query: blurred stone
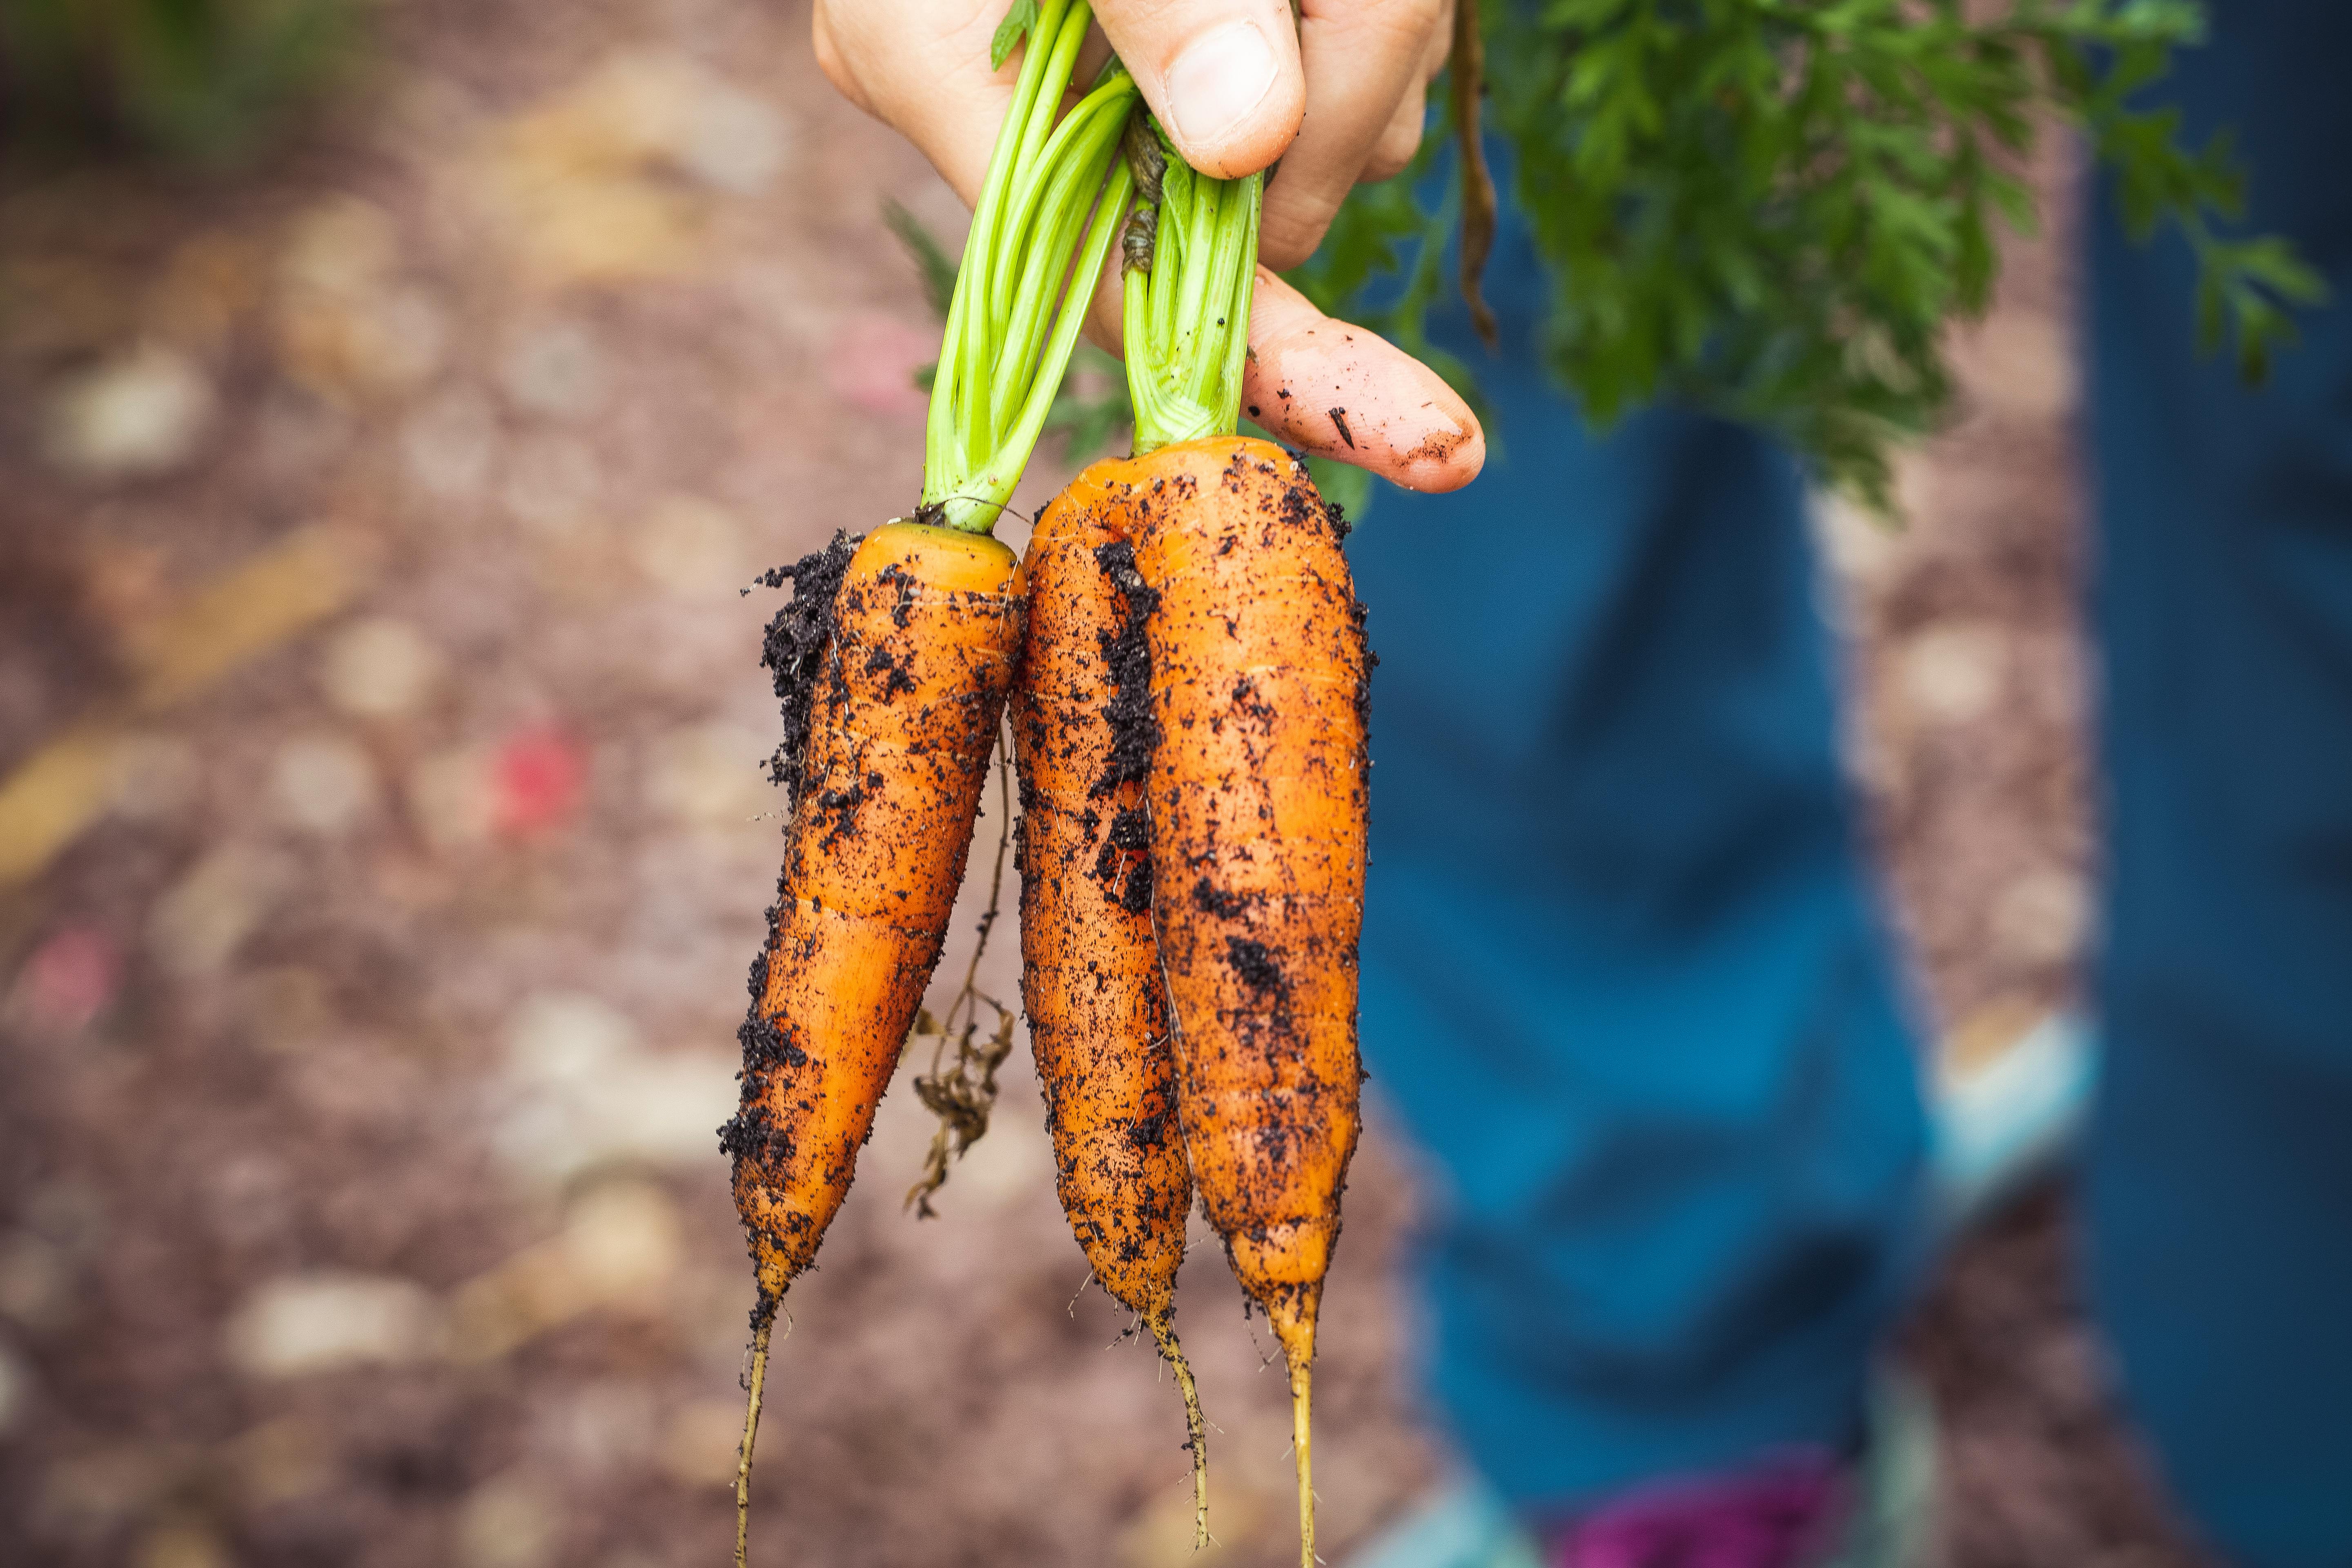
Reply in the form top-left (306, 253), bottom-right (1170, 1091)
top-left (1991, 867), bottom-right (2089, 968)
top-left (468, 53), bottom-right (797, 288)
top-left (149, 846), bottom-right (298, 978)
top-left (0, 1232), bottom-right (74, 1331)
top-left (232, 966), bottom-right (338, 1052)
top-left (10, 925), bottom-right (121, 1031)
top-left (273, 195), bottom-right (442, 399)
top-left (1812, 492), bottom-right (1902, 589)
top-left (560, 1180), bottom-right (683, 1303)
top-left (223, 1271), bottom-right (440, 1378)
top-left (227, 1416), bottom-right (334, 1508)
top-left (42, 345), bottom-right (216, 480)
top-left (537, 1381), bottom-right (657, 1474)
top-left (402, 387), bottom-right (501, 502)
top-left (133, 1517), bottom-right (231, 1568)
top-left (675, 82), bottom-right (791, 195)
top-left (0, 1340), bottom-right (27, 1435)
top-left (493, 991), bottom-right (736, 1185)
top-left (502, 432), bottom-right (605, 536)
top-left (446, 1182), bottom-right (681, 1362)
top-left (280, 196), bottom-right (400, 299)
top-left (633, 494), bottom-right (750, 595)
top-left (501, 323), bottom-right (607, 419)
top-left (1899, 621), bottom-right (2007, 726)
top-left (150, 232), bottom-right (266, 357)
top-left (253, 390), bottom-right (351, 481)
top-left (1964, 313), bottom-right (2077, 423)
top-left (508, 989), bottom-right (640, 1080)
top-left (279, 281), bottom-right (449, 402)
top-left (644, 724), bottom-right (769, 829)
top-left (457, 1474), bottom-right (559, 1568)
top-left (935, 1099), bottom-right (1054, 1212)
top-left (409, 744), bottom-right (497, 851)
top-left (109, 732), bottom-right (203, 822)
top-left (322, 616), bottom-right (445, 718)
top-left (271, 734), bottom-right (381, 837)
top-left (657, 1399), bottom-right (746, 1490)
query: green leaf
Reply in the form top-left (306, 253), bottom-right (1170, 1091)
top-left (990, 0), bottom-right (1040, 71)
top-left (882, 199), bottom-right (960, 321)
top-left (1296, 0), bottom-right (2324, 509)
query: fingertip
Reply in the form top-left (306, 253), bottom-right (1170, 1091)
top-left (1385, 406), bottom-right (1486, 493)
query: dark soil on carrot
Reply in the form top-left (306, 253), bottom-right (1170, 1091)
top-left (758, 531), bottom-right (859, 802)
top-left (0, 3), bottom-right (2207, 1563)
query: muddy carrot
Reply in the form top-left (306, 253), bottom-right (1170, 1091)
top-left (1011, 468), bottom-right (1209, 1542)
top-left (719, 7), bottom-right (1136, 1561)
top-left (1115, 120), bottom-right (1370, 1568)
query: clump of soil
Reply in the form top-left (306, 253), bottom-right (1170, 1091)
top-left (757, 530), bottom-right (858, 804)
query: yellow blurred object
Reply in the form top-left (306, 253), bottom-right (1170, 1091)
top-left (0, 728), bottom-right (116, 888)
top-left (445, 1181), bottom-right (684, 1364)
top-left (0, 525), bottom-right (370, 888)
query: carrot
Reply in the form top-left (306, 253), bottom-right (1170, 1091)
top-left (1111, 121), bottom-right (1370, 1568)
top-left (1010, 468), bottom-right (1209, 1543)
top-left (1139, 437), bottom-right (1369, 1568)
top-left (722, 521), bottom-right (1018, 1547)
top-left (719, 7), bottom-right (1138, 1559)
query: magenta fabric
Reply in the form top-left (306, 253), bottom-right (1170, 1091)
top-left (1549, 1450), bottom-right (1848, 1568)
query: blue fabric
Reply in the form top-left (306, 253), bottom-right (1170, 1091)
top-left (1346, 180), bottom-right (1929, 1513)
top-left (2082, 4), bottom-right (2352, 1563)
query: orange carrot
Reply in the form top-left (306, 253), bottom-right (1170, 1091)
top-left (721, 522), bottom-right (1018, 1558)
top-left (1011, 467), bottom-right (1209, 1541)
top-left (1113, 434), bottom-right (1369, 1568)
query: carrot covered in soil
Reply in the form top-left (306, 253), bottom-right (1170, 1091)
top-left (719, 5), bottom-right (1135, 1560)
top-left (1011, 470), bottom-right (1209, 1542)
top-left (1119, 122), bottom-right (1370, 1568)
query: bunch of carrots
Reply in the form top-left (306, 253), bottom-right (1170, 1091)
top-left (719, 6), bottom-right (1375, 1564)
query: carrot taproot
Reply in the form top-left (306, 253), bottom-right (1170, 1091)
top-left (1011, 468), bottom-right (1209, 1543)
top-left (1126, 435), bottom-right (1367, 1568)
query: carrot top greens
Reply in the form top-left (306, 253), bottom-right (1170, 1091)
top-left (1294, 0), bottom-right (2327, 512)
top-left (920, 0), bottom-right (1137, 534)
top-left (1117, 120), bottom-right (1262, 457)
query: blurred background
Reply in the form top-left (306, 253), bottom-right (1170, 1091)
top-left (0, 2), bottom-right (2212, 1566)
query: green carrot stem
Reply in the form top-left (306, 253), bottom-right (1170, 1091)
top-left (921, 5), bottom-right (1139, 534)
top-left (1122, 117), bottom-right (1261, 455)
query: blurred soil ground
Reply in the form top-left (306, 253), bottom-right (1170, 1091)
top-left (0, 2), bottom-right (2218, 1566)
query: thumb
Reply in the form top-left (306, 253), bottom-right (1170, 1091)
top-left (1094, 0), bottom-right (1306, 179)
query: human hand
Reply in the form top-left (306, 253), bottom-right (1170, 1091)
top-left (815, 0), bottom-right (1482, 492)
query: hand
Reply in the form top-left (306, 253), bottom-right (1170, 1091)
top-left (815, 0), bottom-right (1482, 493)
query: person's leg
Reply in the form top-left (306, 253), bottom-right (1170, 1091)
top-left (1348, 192), bottom-right (1928, 1517)
top-left (2083, 4), bottom-right (2352, 1563)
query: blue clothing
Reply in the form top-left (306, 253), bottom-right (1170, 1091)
top-left (1348, 195), bottom-right (1929, 1510)
top-left (2083, 4), bottom-right (2352, 1563)
top-left (1350, 2), bottom-right (2352, 1558)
